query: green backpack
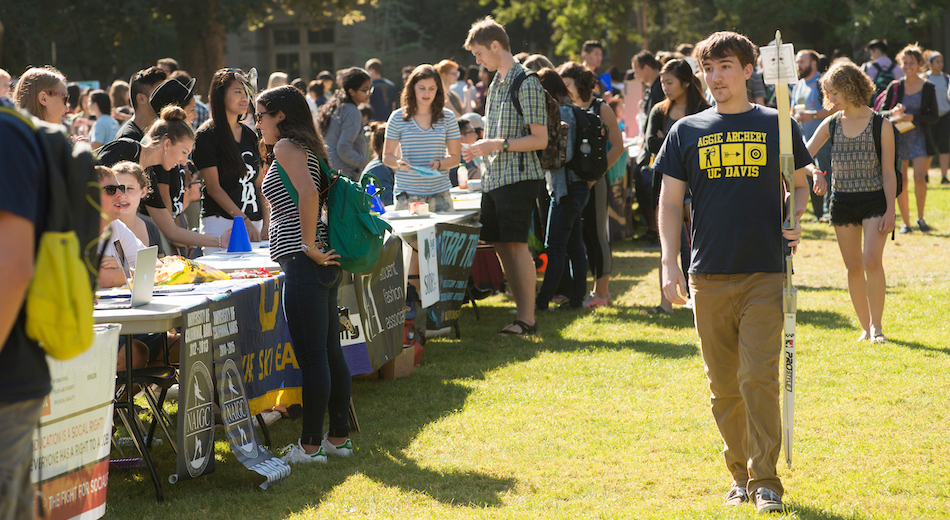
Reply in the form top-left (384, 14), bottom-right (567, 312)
top-left (275, 154), bottom-right (391, 273)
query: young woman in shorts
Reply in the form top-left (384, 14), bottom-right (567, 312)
top-left (807, 60), bottom-right (896, 343)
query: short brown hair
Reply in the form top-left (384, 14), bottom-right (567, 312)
top-left (464, 16), bottom-right (510, 52)
top-left (897, 44), bottom-right (924, 67)
top-left (694, 31), bottom-right (756, 69)
top-left (557, 62), bottom-right (596, 103)
top-left (365, 58), bottom-right (383, 74)
top-left (368, 121), bottom-right (387, 157)
top-left (819, 59), bottom-right (875, 109)
top-left (14, 66), bottom-right (66, 121)
top-left (111, 161), bottom-right (152, 195)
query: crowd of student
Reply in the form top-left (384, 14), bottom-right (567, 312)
top-left (2, 17), bottom-right (949, 518)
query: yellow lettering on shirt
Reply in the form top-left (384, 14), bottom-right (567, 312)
top-left (697, 131), bottom-right (767, 180)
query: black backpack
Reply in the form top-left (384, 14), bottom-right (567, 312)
top-left (510, 69), bottom-right (569, 171)
top-left (827, 110), bottom-right (902, 197)
top-left (566, 98), bottom-right (609, 181)
top-left (870, 62), bottom-right (898, 101)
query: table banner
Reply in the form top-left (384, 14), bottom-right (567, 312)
top-left (233, 278), bottom-right (301, 417)
top-left (426, 223), bottom-right (481, 330)
top-left (32, 324), bottom-right (119, 520)
top-left (350, 235), bottom-right (406, 373)
top-left (175, 300), bottom-right (216, 482)
top-left (210, 296), bottom-right (291, 489)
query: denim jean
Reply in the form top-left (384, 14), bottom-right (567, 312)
top-left (277, 252), bottom-right (351, 444)
top-left (538, 181), bottom-right (590, 308)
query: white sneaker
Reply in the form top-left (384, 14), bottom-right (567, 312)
top-left (280, 440), bottom-right (326, 464)
top-left (321, 433), bottom-right (353, 457)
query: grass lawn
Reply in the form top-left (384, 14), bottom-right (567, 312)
top-left (105, 174), bottom-right (950, 519)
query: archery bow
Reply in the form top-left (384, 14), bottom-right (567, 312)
top-left (773, 30), bottom-right (798, 468)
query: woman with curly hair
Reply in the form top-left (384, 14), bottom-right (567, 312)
top-left (257, 85), bottom-right (353, 463)
top-left (807, 59), bottom-right (897, 343)
top-left (316, 67), bottom-right (372, 179)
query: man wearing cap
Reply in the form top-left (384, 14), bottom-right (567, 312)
top-left (116, 66), bottom-right (167, 142)
top-left (149, 77), bottom-right (198, 126)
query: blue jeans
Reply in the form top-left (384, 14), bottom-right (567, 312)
top-left (538, 181), bottom-right (590, 308)
top-left (277, 253), bottom-right (351, 444)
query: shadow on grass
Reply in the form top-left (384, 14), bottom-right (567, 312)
top-left (798, 309), bottom-right (853, 330)
top-left (889, 338), bottom-right (950, 355)
top-left (802, 225), bottom-right (836, 242)
top-left (785, 502), bottom-right (868, 520)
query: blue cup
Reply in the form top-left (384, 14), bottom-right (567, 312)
top-left (227, 217), bottom-right (252, 252)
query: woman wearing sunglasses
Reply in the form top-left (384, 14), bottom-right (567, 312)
top-left (13, 66), bottom-right (69, 125)
top-left (97, 106), bottom-right (229, 250)
top-left (194, 68), bottom-right (266, 252)
top-left (316, 67), bottom-right (372, 180)
top-left (257, 85), bottom-right (353, 464)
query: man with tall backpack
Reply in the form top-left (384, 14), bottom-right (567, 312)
top-left (0, 97), bottom-right (54, 520)
top-left (462, 16), bottom-right (548, 336)
top-left (862, 39), bottom-right (904, 102)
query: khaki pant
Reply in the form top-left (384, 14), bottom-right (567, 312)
top-left (689, 272), bottom-right (784, 497)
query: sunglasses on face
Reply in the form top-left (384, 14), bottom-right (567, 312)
top-left (254, 109), bottom-right (278, 123)
top-left (46, 91), bottom-right (69, 103)
top-left (102, 184), bottom-right (127, 196)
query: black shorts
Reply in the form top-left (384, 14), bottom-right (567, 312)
top-left (830, 191), bottom-right (887, 227)
top-left (479, 179), bottom-right (543, 243)
top-left (934, 112), bottom-right (950, 154)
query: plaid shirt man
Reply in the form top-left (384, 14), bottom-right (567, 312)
top-left (481, 61), bottom-right (547, 192)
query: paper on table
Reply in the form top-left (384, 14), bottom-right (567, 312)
top-left (412, 165), bottom-right (443, 177)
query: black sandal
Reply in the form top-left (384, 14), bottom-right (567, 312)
top-left (499, 320), bottom-right (537, 336)
top-left (643, 306), bottom-right (671, 315)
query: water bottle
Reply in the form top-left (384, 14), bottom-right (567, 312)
top-left (580, 138), bottom-right (591, 155)
top-left (365, 183), bottom-right (386, 215)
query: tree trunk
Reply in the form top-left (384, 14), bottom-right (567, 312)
top-left (172, 0), bottom-right (226, 98)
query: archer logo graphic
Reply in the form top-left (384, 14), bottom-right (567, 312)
top-left (699, 145), bottom-right (721, 169)
top-left (185, 361), bottom-right (215, 477)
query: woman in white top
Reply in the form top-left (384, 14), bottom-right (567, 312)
top-left (382, 64), bottom-right (461, 213)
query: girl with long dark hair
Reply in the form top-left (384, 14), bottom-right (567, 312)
top-left (316, 67), bottom-right (372, 179)
top-left (257, 85), bottom-right (352, 463)
top-left (557, 62), bottom-right (624, 309)
top-left (194, 69), bottom-right (266, 251)
top-left (640, 59), bottom-right (711, 314)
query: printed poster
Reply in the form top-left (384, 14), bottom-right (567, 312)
top-left (176, 301), bottom-right (217, 482)
top-left (417, 225), bottom-right (439, 308)
top-left (31, 324), bottom-right (120, 520)
top-left (426, 223), bottom-right (481, 330)
top-left (351, 235), bottom-right (406, 373)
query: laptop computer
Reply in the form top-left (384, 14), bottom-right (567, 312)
top-left (95, 245), bottom-right (159, 309)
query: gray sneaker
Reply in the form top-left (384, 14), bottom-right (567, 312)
top-left (899, 224), bottom-right (912, 234)
top-left (917, 218), bottom-right (931, 232)
top-left (753, 487), bottom-right (784, 513)
top-left (724, 484), bottom-right (749, 506)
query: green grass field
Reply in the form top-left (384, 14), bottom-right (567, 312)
top-left (105, 175), bottom-right (950, 519)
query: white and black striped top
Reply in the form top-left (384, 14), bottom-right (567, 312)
top-left (261, 138), bottom-right (330, 262)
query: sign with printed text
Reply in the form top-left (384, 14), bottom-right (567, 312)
top-left (32, 324), bottom-right (119, 520)
top-left (351, 235), bottom-right (406, 373)
top-left (176, 301), bottom-right (217, 482)
top-left (427, 223), bottom-right (481, 330)
top-left (760, 43), bottom-right (797, 85)
top-left (417, 225), bottom-right (439, 308)
top-left (210, 296), bottom-right (290, 489)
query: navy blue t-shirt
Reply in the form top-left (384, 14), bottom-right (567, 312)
top-left (369, 78), bottom-right (398, 122)
top-left (653, 105), bottom-right (812, 274)
top-left (0, 104), bottom-right (52, 402)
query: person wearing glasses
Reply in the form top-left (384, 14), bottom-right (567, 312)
top-left (194, 68), bottom-right (266, 251)
top-left (95, 165), bottom-right (149, 289)
top-left (256, 85), bottom-right (353, 464)
top-left (316, 67), bottom-right (372, 180)
top-left (12, 66), bottom-right (69, 125)
top-left (437, 60), bottom-right (466, 117)
top-left (98, 106), bottom-right (230, 251)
